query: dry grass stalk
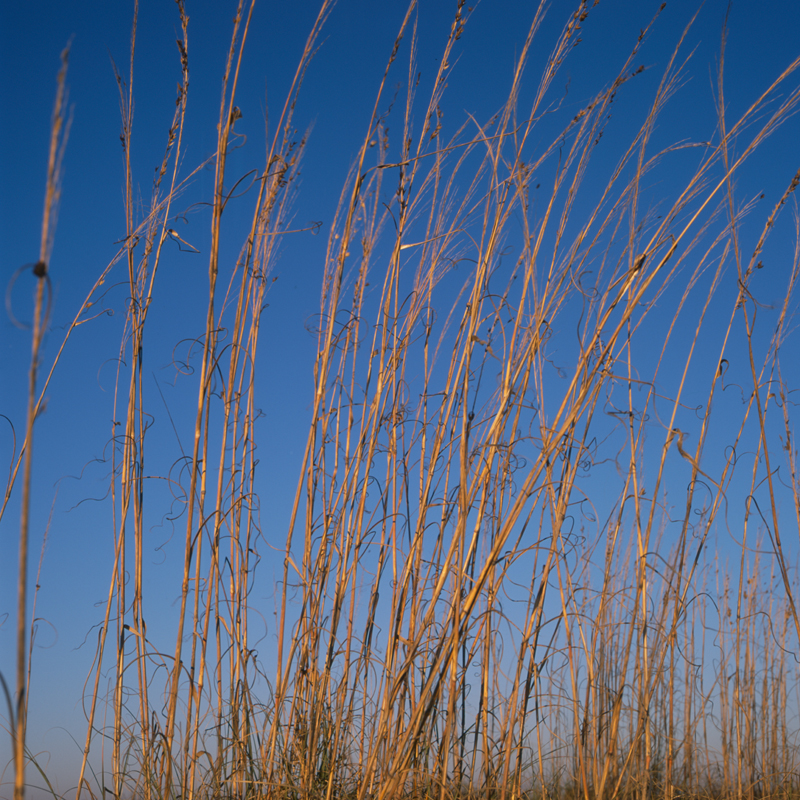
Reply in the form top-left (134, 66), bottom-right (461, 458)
top-left (8, 44), bottom-right (71, 800)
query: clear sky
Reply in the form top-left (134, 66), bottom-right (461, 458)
top-left (2, 1), bottom-right (800, 797)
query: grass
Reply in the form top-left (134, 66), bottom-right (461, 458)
top-left (4, 1), bottom-right (800, 799)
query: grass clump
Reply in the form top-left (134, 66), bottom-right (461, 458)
top-left (4, 1), bottom-right (800, 800)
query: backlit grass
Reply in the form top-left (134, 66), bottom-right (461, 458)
top-left (4, 2), bottom-right (800, 799)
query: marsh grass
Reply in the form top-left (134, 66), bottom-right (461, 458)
top-left (5, 1), bottom-right (800, 799)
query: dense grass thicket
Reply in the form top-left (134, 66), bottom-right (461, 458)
top-left (5, 1), bottom-right (800, 799)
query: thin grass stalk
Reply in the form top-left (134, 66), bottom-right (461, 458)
top-left (13, 44), bottom-right (69, 800)
top-left (160, 5), bottom-right (253, 798)
top-left (85, 2), bottom-right (193, 795)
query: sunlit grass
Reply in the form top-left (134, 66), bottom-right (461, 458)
top-left (5, 1), bottom-right (800, 799)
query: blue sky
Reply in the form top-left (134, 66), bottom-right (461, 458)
top-left (2, 0), bottom-right (800, 796)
